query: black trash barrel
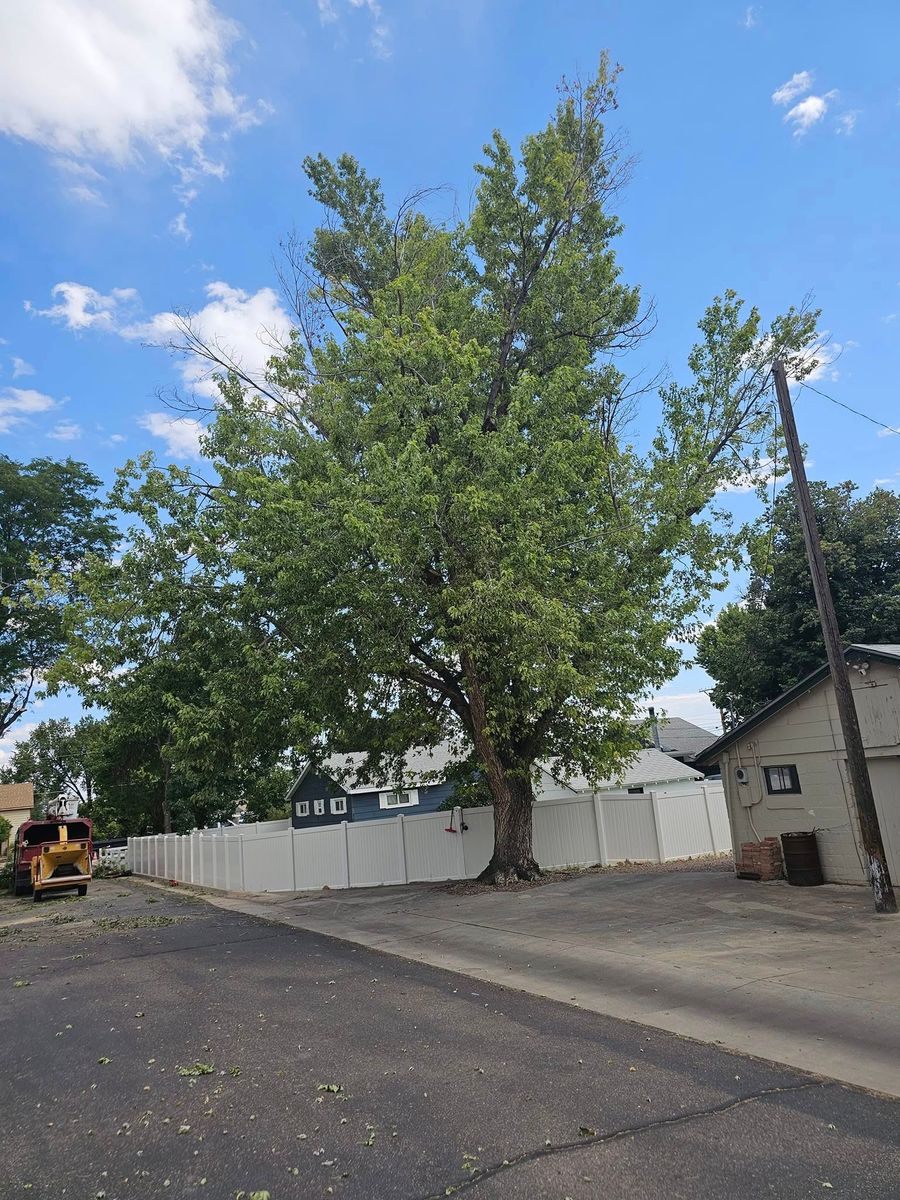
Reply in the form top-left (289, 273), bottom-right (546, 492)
top-left (781, 830), bottom-right (824, 886)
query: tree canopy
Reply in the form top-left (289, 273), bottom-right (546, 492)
top-left (698, 481), bottom-right (900, 725)
top-left (60, 64), bottom-right (820, 874)
top-left (0, 455), bottom-right (115, 737)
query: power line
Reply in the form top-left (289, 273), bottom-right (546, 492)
top-left (799, 380), bottom-right (900, 437)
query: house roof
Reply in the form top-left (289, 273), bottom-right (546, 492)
top-left (640, 716), bottom-right (718, 760)
top-left (0, 781), bottom-right (34, 813)
top-left (694, 644), bottom-right (900, 768)
top-left (545, 747), bottom-right (705, 792)
top-left (290, 742), bottom-right (704, 799)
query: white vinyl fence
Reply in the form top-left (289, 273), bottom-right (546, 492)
top-left (127, 785), bottom-right (730, 894)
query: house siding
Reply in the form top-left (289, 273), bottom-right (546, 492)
top-left (290, 771), bottom-right (347, 830)
top-left (719, 658), bottom-right (900, 885)
top-left (350, 781), bottom-right (457, 822)
top-left (290, 772), bottom-right (457, 829)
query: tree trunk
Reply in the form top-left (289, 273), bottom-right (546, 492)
top-left (477, 769), bottom-right (540, 885)
top-left (461, 649), bottom-right (542, 884)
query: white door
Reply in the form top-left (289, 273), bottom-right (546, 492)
top-left (867, 757), bottom-right (900, 881)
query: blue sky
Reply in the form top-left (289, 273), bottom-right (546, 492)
top-left (1, 0), bottom-right (898, 754)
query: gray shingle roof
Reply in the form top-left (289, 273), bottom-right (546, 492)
top-left (649, 717), bottom-right (718, 759)
top-left (545, 747), bottom-right (704, 792)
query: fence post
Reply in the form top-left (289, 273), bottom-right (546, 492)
top-left (453, 807), bottom-right (467, 878)
top-left (342, 820), bottom-right (351, 888)
top-left (700, 785), bottom-right (717, 854)
top-left (289, 821), bottom-right (298, 890)
top-left (397, 815), bottom-right (409, 884)
top-left (649, 791), bottom-right (665, 862)
top-left (592, 794), bottom-right (609, 866)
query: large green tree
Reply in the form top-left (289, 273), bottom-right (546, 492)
top-left (698, 481), bottom-right (900, 725)
top-left (0, 456), bottom-right (115, 736)
top-left (79, 66), bottom-right (819, 879)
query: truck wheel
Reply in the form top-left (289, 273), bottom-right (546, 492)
top-left (77, 885), bottom-right (88, 897)
top-left (33, 890), bottom-right (43, 902)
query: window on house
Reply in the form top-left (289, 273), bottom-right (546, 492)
top-left (313, 799), bottom-right (325, 816)
top-left (378, 789), bottom-right (419, 810)
top-left (295, 801), bottom-right (309, 818)
top-left (627, 786), bottom-right (644, 794)
top-left (764, 765), bottom-right (801, 795)
top-left (330, 797), bottom-right (347, 815)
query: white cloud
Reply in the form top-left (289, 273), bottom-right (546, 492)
top-left (784, 92), bottom-right (837, 136)
top-left (11, 357), bottom-right (35, 377)
top-left (836, 111), bottom-right (858, 136)
top-left (877, 426), bottom-right (899, 438)
top-left (109, 433), bottom-right (127, 443)
top-left (66, 183), bottom-right (107, 206)
top-left (320, 0), bottom-right (391, 58)
top-left (47, 420), bottom-right (82, 441)
top-left (138, 412), bottom-right (205, 459)
top-left (798, 333), bottom-right (848, 384)
top-left (0, 1), bottom-right (268, 191)
top-left (743, 5), bottom-right (758, 29)
top-left (26, 282), bottom-right (139, 331)
top-left (0, 721), bottom-right (39, 769)
top-left (28, 277), bottom-right (290, 398)
top-left (122, 280), bottom-right (290, 396)
top-left (772, 71), bottom-right (813, 106)
top-left (717, 457), bottom-right (777, 495)
top-left (169, 211), bottom-right (192, 242)
top-left (0, 386), bottom-right (57, 433)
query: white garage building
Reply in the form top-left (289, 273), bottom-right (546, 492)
top-left (698, 645), bottom-right (900, 884)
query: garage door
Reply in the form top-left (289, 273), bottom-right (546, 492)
top-left (867, 757), bottom-right (900, 882)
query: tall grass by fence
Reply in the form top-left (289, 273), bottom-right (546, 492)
top-left (127, 785), bottom-right (731, 894)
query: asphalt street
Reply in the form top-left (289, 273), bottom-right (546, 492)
top-left (1, 879), bottom-right (898, 1200)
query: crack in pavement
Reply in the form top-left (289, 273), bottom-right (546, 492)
top-left (418, 1079), bottom-right (825, 1198)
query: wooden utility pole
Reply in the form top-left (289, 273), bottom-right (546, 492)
top-left (772, 359), bottom-right (897, 914)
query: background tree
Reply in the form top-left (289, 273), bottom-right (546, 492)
top-left (0, 715), bottom-right (99, 810)
top-left (87, 65), bottom-right (820, 881)
top-left (0, 456), bottom-right (115, 736)
top-left (698, 481), bottom-right (900, 725)
top-left (53, 463), bottom-right (300, 834)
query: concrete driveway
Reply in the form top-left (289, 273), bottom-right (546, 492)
top-left (4, 878), bottom-right (900, 1199)
top-left (208, 868), bottom-right (900, 1097)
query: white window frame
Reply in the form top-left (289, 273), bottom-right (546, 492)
top-left (295, 801), bottom-right (309, 818)
top-left (378, 788), bottom-right (419, 810)
top-left (330, 796), bottom-right (347, 815)
top-left (313, 798), bottom-right (325, 816)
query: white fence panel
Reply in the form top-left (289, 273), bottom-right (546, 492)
top-left (242, 831), bottom-right (292, 891)
top-left (293, 826), bottom-right (349, 890)
top-left (534, 796), bottom-right (600, 868)
top-left (601, 796), bottom-right (660, 862)
top-left (347, 817), bottom-right (406, 887)
top-left (655, 790), bottom-right (713, 860)
top-left (402, 810), bottom-right (465, 882)
top-left (126, 783), bottom-right (733, 893)
top-left (704, 785), bottom-right (732, 852)
top-left (460, 806), bottom-right (494, 877)
top-left (225, 835), bottom-right (243, 889)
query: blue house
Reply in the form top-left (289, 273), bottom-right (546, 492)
top-left (287, 745), bottom-right (459, 830)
